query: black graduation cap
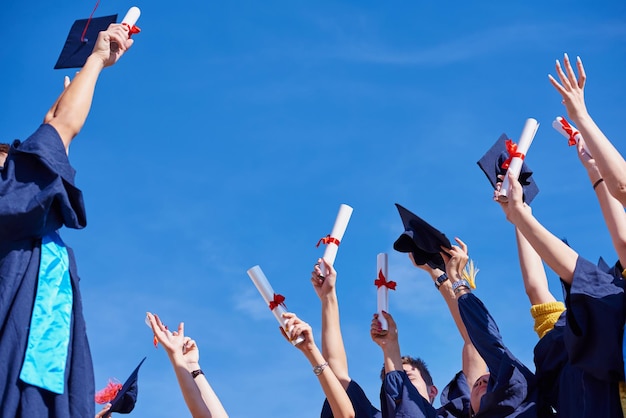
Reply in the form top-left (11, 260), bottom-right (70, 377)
top-left (108, 357), bottom-right (146, 415)
top-left (54, 14), bottom-right (118, 69)
top-left (393, 203), bottom-right (451, 271)
top-left (477, 133), bottom-right (540, 204)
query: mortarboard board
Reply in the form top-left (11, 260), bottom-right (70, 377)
top-left (108, 357), bottom-right (146, 415)
top-left (393, 203), bottom-right (451, 271)
top-left (54, 14), bottom-right (118, 69)
top-left (477, 133), bottom-right (540, 204)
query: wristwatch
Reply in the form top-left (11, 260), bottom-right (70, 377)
top-left (313, 362), bottom-right (328, 376)
top-left (434, 273), bottom-right (448, 289)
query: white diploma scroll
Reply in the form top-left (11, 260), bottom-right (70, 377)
top-left (376, 253), bottom-right (389, 331)
top-left (499, 118), bottom-right (539, 202)
top-left (319, 204), bottom-right (354, 276)
top-left (552, 116), bottom-right (590, 154)
top-left (247, 265), bottom-right (304, 345)
top-left (122, 6), bottom-right (141, 27)
top-left (111, 7), bottom-right (141, 53)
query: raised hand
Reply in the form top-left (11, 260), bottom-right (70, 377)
top-left (91, 24), bottom-right (134, 67)
top-left (548, 53), bottom-right (588, 121)
top-left (494, 171), bottom-right (526, 224)
top-left (281, 312), bottom-right (316, 352)
top-left (370, 311), bottom-right (398, 350)
top-left (311, 258), bottom-right (337, 299)
top-left (440, 237), bottom-right (469, 280)
top-left (146, 312), bottom-right (185, 359)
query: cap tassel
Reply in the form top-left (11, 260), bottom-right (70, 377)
top-left (462, 259), bottom-right (479, 289)
top-left (95, 380), bottom-right (123, 404)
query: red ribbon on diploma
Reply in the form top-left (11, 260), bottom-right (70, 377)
top-left (501, 139), bottom-right (525, 170)
top-left (316, 234), bottom-right (341, 248)
top-left (269, 293), bottom-right (286, 310)
top-left (122, 22), bottom-right (141, 36)
top-left (559, 117), bottom-right (578, 146)
top-left (374, 269), bottom-right (396, 290)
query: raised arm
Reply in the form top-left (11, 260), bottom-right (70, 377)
top-left (576, 139), bottom-right (626, 267)
top-left (311, 259), bottom-right (350, 388)
top-left (47, 24), bottom-right (134, 150)
top-left (497, 172), bottom-right (579, 284)
top-left (413, 259), bottom-right (486, 391)
top-left (371, 311), bottom-right (437, 418)
top-left (370, 312), bottom-right (403, 377)
top-left (282, 312), bottom-right (355, 418)
top-left (549, 54), bottom-right (626, 206)
top-left (43, 76), bottom-right (71, 126)
top-left (147, 313), bottom-right (228, 418)
top-left (515, 223), bottom-right (556, 306)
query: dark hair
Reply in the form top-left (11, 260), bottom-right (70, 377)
top-left (0, 143), bottom-right (9, 154)
top-left (379, 355), bottom-right (434, 386)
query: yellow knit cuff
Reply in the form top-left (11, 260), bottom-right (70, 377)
top-left (530, 302), bottom-right (566, 339)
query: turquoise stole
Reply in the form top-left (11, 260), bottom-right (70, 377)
top-left (19, 232), bottom-right (73, 394)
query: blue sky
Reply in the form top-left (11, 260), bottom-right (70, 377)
top-left (1, 1), bottom-right (625, 416)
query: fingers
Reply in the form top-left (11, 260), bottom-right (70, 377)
top-left (576, 56), bottom-right (586, 89)
top-left (548, 73), bottom-right (566, 95)
top-left (370, 314), bottom-right (385, 338)
top-left (311, 260), bottom-right (324, 282)
top-left (563, 53), bottom-right (579, 89)
top-left (63, 76), bottom-right (70, 89)
top-left (454, 237), bottom-right (468, 254)
top-left (279, 326), bottom-right (289, 341)
top-left (176, 322), bottom-right (185, 337)
top-left (282, 313), bottom-right (311, 343)
top-left (381, 310), bottom-right (396, 328)
top-left (107, 24), bottom-right (131, 51)
top-left (321, 257), bottom-right (336, 275)
top-left (95, 403), bottom-right (112, 418)
top-left (554, 59), bottom-right (571, 91)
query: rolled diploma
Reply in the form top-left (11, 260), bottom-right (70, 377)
top-left (376, 253), bottom-right (389, 331)
top-left (122, 6), bottom-right (141, 26)
top-left (247, 265), bottom-right (304, 345)
top-left (321, 204), bottom-right (354, 276)
top-left (499, 118), bottom-right (539, 201)
top-left (552, 117), bottom-right (590, 154)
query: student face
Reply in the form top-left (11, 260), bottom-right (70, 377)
top-left (470, 373), bottom-right (490, 414)
top-left (402, 363), bottom-right (435, 404)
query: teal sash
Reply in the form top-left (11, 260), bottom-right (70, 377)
top-left (19, 232), bottom-right (73, 394)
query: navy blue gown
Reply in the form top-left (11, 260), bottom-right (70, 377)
top-left (321, 379), bottom-right (382, 418)
top-left (555, 256), bottom-right (624, 417)
top-left (458, 293), bottom-right (537, 417)
top-left (0, 124), bottom-right (94, 417)
top-left (380, 369), bottom-right (470, 418)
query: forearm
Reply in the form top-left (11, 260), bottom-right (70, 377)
top-left (435, 272), bottom-right (472, 344)
top-left (302, 345), bottom-right (355, 418)
top-left (509, 210), bottom-right (578, 284)
top-left (320, 292), bottom-right (350, 385)
top-left (515, 228), bottom-right (555, 305)
top-left (587, 167), bottom-right (626, 266)
top-left (440, 272), bottom-right (486, 386)
top-left (185, 362), bottom-right (229, 418)
top-left (462, 342), bottom-right (486, 390)
top-left (382, 341), bottom-right (403, 375)
top-left (574, 113), bottom-right (626, 205)
top-left (457, 292), bottom-right (507, 373)
top-left (48, 55), bottom-right (104, 149)
top-left (169, 355), bottom-right (212, 418)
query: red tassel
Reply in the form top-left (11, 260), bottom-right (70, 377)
top-left (95, 380), bottom-right (122, 404)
